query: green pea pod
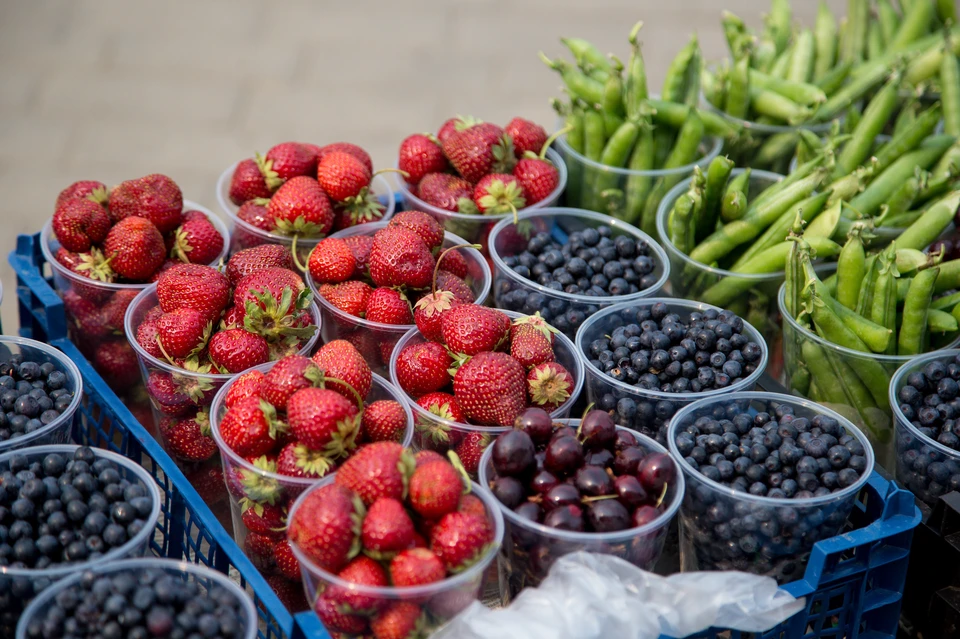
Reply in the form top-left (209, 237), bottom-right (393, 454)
top-left (749, 88), bottom-right (812, 124)
top-left (702, 66), bottom-right (727, 111)
top-left (801, 341), bottom-right (850, 406)
top-left (834, 71), bottom-right (902, 178)
top-left (699, 156), bottom-right (734, 239)
top-left (813, 1), bottom-right (839, 82)
top-left (927, 308), bottom-right (959, 332)
top-left (849, 139), bottom-right (955, 216)
top-left (825, 169), bottom-right (868, 207)
top-left (669, 193), bottom-right (697, 255)
top-left (589, 119), bottom-right (641, 211)
top-left (941, 38), bottom-right (960, 137)
top-left (720, 169), bottom-right (750, 223)
top-left (919, 172), bottom-right (960, 206)
top-left (561, 101), bottom-right (586, 207)
top-left (753, 37), bottom-right (778, 74)
top-left (933, 289), bottom-right (960, 310)
top-left (560, 37), bottom-right (613, 77)
top-left (602, 56), bottom-right (626, 118)
top-left (870, 244), bottom-right (899, 354)
top-left (853, 28), bottom-right (957, 81)
top-left (721, 11), bottom-right (749, 58)
top-left (624, 22), bottom-right (647, 121)
top-left (663, 33), bottom-right (699, 105)
top-left (815, 60), bottom-right (889, 121)
top-left (899, 248), bottom-right (934, 273)
top-left (938, 0), bottom-right (958, 26)
top-left (603, 112), bottom-right (624, 139)
top-left (638, 109), bottom-right (704, 234)
top-left (806, 270), bottom-right (893, 354)
top-left (540, 54), bottom-right (605, 105)
top-left (749, 69), bottom-right (827, 107)
top-left (899, 263), bottom-right (940, 355)
top-left (816, 62), bottom-right (852, 98)
top-left (872, 102), bottom-right (943, 175)
top-left (623, 120), bottom-right (656, 226)
top-left (892, 190), bottom-right (960, 252)
top-left (876, 176), bottom-right (921, 225)
top-left (867, 19), bottom-right (885, 61)
top-left (734, 191), bottom-right (833, 268)
top-left (765, 0), bottom-right (793, 56)
top-left (769, 45), bottom-right (794, 80)
top-left (841, 0), bottom-right (869, 64)
top-left (892, 98), bottom-right (920, 138)
top-left (905, 35), bottom-right (960, 86)
top-left (784, 217), bottom-right (807, 321)
top-left (652, 126), bottom-right (675, 170)
top-left (646, 98), bottom-right (742, 139)
top-left (837, 222), bottom-right (869, 310)
top-left (725, 53), bottom-right (751, 120)
top-left (583, 106), bottom-right (606, 162)
top-left (890, 0), bottom-right (934, 52)
top-left (741, 169), bottom-right (828, 229)
top-left (788, 29), bottom-right (816, 84)
top-left (754, 132), bottom-right (800, 170)
top-left (683, 48), bottom-right (702, 108)
top-left (855, 255), bottom-right (880, 318)
top-left (877, 0), bottom-right (899, 45)
top-left (933, 140), bottom-right (960, 180)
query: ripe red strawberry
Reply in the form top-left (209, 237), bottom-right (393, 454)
top-left (361, 497), bottom-right (415, 555)
top-left (234, 266), bottom-right (305, 310)
top-left (156, 263), bottom-right (231, 324)
top-left (443, 121), bottom-right (516, 183)
top-left (440, 305), bottom-right (511, 356)
top-left (230, 158), bottom-right (273, 205)
top-left (93, 340), bottom-right (139, 390)
top-left (389, 548), bottom-right (446, 588)
top-left (277, 441), bottom-right (334, 479)
top-left (103, 289), bottom-right (139, 332)
top-left (398, 134), bottom-right (448, 186)
top-left (235, 267), bottom-right (315, 344)
top-left (342, 235), bottom-right (374, 277)
top-left (458, 493), bottom-right (487, 519)
top-left (514, 152), bottom-right (560, 206)
top-left (102, 216), bottom-right (166, 281)
top-left (55, 247), bottom-right (114, 288)
top-left (225, 369), bottom-right (265, 408)
top-left (273, 539), bottom-right (302, 581)
top-left (220, 396), bottom-right (286, 457)
top-left (265, 575), bottom-right (309, 612)
top-left (148, 259), bottom-right (182, 284)
top-left (245, 530), bottom-right (283, 564)
top-left (528, 361), bottom-right (573, 412)
top-left (165, 411), bottom-right (216, 462)
top-left (145, 372), bottom-right (194, 415)
top-left (317, 151), bottom-right (371, 202)
top-left (414, 450), bottom-right (445, 467)
top-left (209, 328), bottom-right (269, 373)
top-left (437, 117), bottom-right (464, 143)
top-left (314, 596), bottom-right (369, 635)
top-left (365, 288), bottom-right (413, 325)
top-left (171, 210), bottom-right (223, 265)
top-left (371, 602), bottom-right (424, 639)
top-left (430, 511), bottom-right (492, 571)
top-left (505, 117), bottom-right (548, 157)
top-left (416, 173), bottom-right (477, 214)
top-left (288, 482), bottom-right (363, 573)
top-left (287, 387), bottom-right (360, 454)
top-left (220, 305), bottom-right (245, 329)
top-left (55, 180), bottom-right (108, 211)
top-left (236, 200), bottom-right (275, 232)
top-left (308, 237), bottom-right (356, 284)
top-left (395, 342), bottom-right (451, 397)
top-left (413, 290), bottom-right (458, 342)
top-left (63, 289), bottom-right (110, 340)
top-left (267, 176), bottom-right (334, 237)
top-left (136, 319), bottom-right (164, 360)
top-left (328, 556), bottom-right (389, 615)
top-left (312, 340), bottom-right (373, 402)
top-left (109, 174), bottom-right (183, 232)
top-left (416, 392), bottom-right (465, 422)
top-left (510, 324), bottom-right (555, 369)
top-left (369, 226), bottom-right (435, 289)
top-left (453, 431), bottom-right (491, 476)
top-left (437, 248), bottom-right (469, 279)
top-left (319, 280), bottom-right (373, 317)
top-left (265, 142), bottom-right (316, 185)
top-left (360, 400), bottom-right (408, 443)
top-left (473, 173), bottom-right (526, 216)
top-left (156, 308), bottom-right (211, 359)
top-left (387, 210), bottom-right (444, 250)
top-left (335, 442), bottom-right (415, 506)
top-left (52, 198), bottom-right (111, 253)
top-left (435, 271), bottom-right (474, 304)
top-left (261, 355), bottom-right (321, 410)
top-left (226, 244), bottom-right (294, 285)
top-left (408, 459), bottom-right (462, 520)
top-left (242, 501), bottom-right (286, 536)
top-left (317, 142), bottom-right (373, 173)
top-left (453, 352), bottom-right (526, 426)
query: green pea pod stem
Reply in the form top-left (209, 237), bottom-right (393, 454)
top-left (933, 289), bottom-right (960, 310)
top-left (890, 0), bottom-right (934, 53)
top-left (933, 141), bottom-right (960, 180)
top-left (623, 120), bottom-right (656, 226)
top-left (765, 0), bottom-right (793, 55)
top-left (663, 33), bottom-right (699, 104)
top-left (785, 219), bottom-right (808, 320)
top-left (733, 189), bottom-right (832, 269)
top-left (540, 53), bottom-right (606, 105)
top-left (788, 29), bottom-right (816, 84)
top-left (837, 222), bottom-right (869, 310)
top-left (816, 62), bottom-right (853, 97)
top-left (867, 20), bottom-right (885, 62)
top-left (749, 87), bottom-right (812, 124)
top-left (849, 140), bottom-right (955, 216)
top-left (814, 1), bottom-right (839, 82)
top-left (647, 98), bottom-right (741, 139)
top-left (872, 102), bottom-right (943, 175)
top-left (877, 0), bottom-right (899, 45)
top-left (870, 244), bottom-right (900, 354)
top-left (750, 69), bottom-right (827, 106)
top-left (700, 156), bottom-right (734, 241)
top-left (669, 193), bottom-right (697, 255)
top-left (814, 60), bottom-right (889, 121)
top-left (561, 37), bottom-right (613, 76)
top-left (938, 0), bottom-right (958, 26)
top-left (841, 0), bottom-right (869, 64)
top-left (899, 263), bottom-right (940, 355)
top-left (834, 72), bottom-right (902, 178)
top-left (725, 53), bottom-right (751, 120)
top-left (891, 190), bottom-right (960, 252)
top-left (927, 308), bottom-right (959, 332)
top-left (941, 39), bottom-right (960, 137)
top-left (624, 22), bottom-right (647, 121)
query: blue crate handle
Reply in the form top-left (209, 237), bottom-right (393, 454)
top-left (9, 234), bottom-right (67, 342)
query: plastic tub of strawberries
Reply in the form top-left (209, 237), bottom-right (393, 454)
top-left (479, 407), bottom-right (683, 600)
top-left (389, 307), bottom-right (584, 477)
top-left (306, 212), bottom-right (491, 375)
top-left (0, 444), bottom-right (162, 636)
top-left (208, 343), bottom-right (414, 609)
top-left (216, 141), bottom-right (396, 262)
top-left (40, 177), bottom-right (230, 394)
top-left (394, 116), bottom-right (567, 252)
top-left (287, 445), bottom-right (504, 637)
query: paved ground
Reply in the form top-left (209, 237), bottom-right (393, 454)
top-left (0, 0), bottom-right (845, 332)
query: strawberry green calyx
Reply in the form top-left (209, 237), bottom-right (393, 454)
top-left (398, 449), bottom-right (417, 499)
top-left (414, 290), bottom-right (455, 320)
top-left (321, 413), bottom-right (362, 461)
top-left (74, 248), bottom-right (116, 282)
top-left (478, 179), bottom-right (525, 222)
top-left (512, 312), bottom-right (558, 340)
top-left (85, 186), bottom-right (110, 206)
top-left (238, 456), bottom-right (283, 504)
top-left (258, 398), bottom-right (289, 441)
top-left (255, 152), bottom-right (283, 191)
top-left (348, 494), bottom-right (367, 561)
top-left (251, 197), bottom-right (272, 207)
top-left (239, 499), bottom-right (286, 534)
top-left (490, 135), bottom-right (517, 175)
top-left (338, 190), bottom-right (387, 226)
top-left (456, 197), bottom-right (480, 216)
top-left (290, 442), bottom-right (334, 477)
top-left (244, 287), bottom-right (317, 343)
top-left (453, 115), bottom-right (483, 132)
top-left (274, 216), bottom-right (325, 239)
top-left (528, 366), bottom-right (571, 407)
top-left (170, 367), bottom-right (215, 404)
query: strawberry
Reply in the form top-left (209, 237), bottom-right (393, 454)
top-left (265, 575), bottom-right (309, 612)
top-left (93, 340), bottom-right (139, 390)
top-left (171, 210), bottom-right (224, 265)
top-left (514, 144), bottom-right (560, 206)
top-left (377, 336), bottom-right (401, 367)
top-left (314, 596), bottom-right (369, 635)
top-left (55, 180), bottom-right (108, 211)
top-left (413, 290), bottom-right (458, 342)
top-left (261, 355), bottom-right (322, 410)
top-left (437, 248), bottom-right (469, 279)
top-left (219, 396), bottom-right (287, 457)
top-left (55, 247), bottom-right (115, 288)
top-left (312, 339), bottom-right (373, 402)
top-left (277, 441), bottom-right (334, 479)
top-left (220, 305), bottom-right (245, 329)
top-left (52, 198), bottom-right (111, 253)
top-left (241, 501), bottom-right (286, 535)
top-left (435, 271), bottom-right (474, 304)
top-left (390, 548), bottom-right (446, 588)
top-left (395, 342), bottom-right (451, 397)
top-left (473, 173), bottom-right (526, 217)
top-left (229, 454), bottom-right (283, 504)
top-left (319, 280), bottom-right (373, 317)
top-left (273, 539), bottom-right (302, 581)
top-left (317, 142), bottom-right (373, 174)
top-left (165, 413), bottom-right (217, 462)
top-left (230, 158), bottom-right (273, 205)
top-left (237, 200), bottom-right (275, 232)
top-left (267, 176), bottom-right (334, 237)
top-left (63, 290), bottom-right (110, 340)
top-left (361, 497), bottom-right (415, 556)
top-left (102, 289), bottom-right (139, 332)
top-left (148, 259), bottom-right (181, 283)
top-left (371, 602), bottom-right (424, 639)
top-left (102, 216), bottom-right (166, 281)
top-left (307, 237), bottom-right (356, 284)
top-left (368, 226), bottom-right (435, 289)
top-left (453, 352), bottom-right (526, 426)
top-left (437, 117), bottom-right (464, 143)
top-left (156, 263), bottom-right (231, 324)
top-left (235, 267), bottom-right (316, 345)
top-left (209, 328), bottom-right (269, 373)
top-left (505, 117), bottom-right (548, 157)
top-left (245, 530), bottom-right (283, 564)
top-left (286, 387), bottom-right (360, 455)
top-left (388, 210), bottom-right (445, 251)
top-left (335, 442), bottom-right (415, 506)
top-left (328, 555), bottom-right (389, 614)
top-left (528, 361), bottom-right (573, 412)
top-left (265, 142), bottom-right (316, 185)
top-left (184, 466), bottom-right (227, 506)
top-left (226, 244), bottom-right (294, 285)
top-left (143, 304), bottom-right (164, 323)
top-left (136, 319), bottom-right (164, 360)
top-left (453, 431), bottom-right (491, 476)
top-left (458, 493), bottom-right (487, 519)
top-left (430, 511), bottom-right (492, 571)
top-left (360, 400), bottom-right (408, 443)
top-left (317, 151), bottom-right (371, 202)
top-left (510, 324), bottom-right (555, 369)
top-left (408, 458), bottom-right (463, 520)
top-left (440, 305), bottom-right (511, 356)
top-left (156, 308), bottom-right (211, 359)
top-left (108, 174), bottom-right (183, 232)
top-left (414, 393), bottom-right (466, 448)
top-left (442, 121), bottom-right (516, 183)
top-left (415, 173), bottom-right (476, 214)
top-left (365, 288), bottom-right (413, 325)
top-left (398, 134), bottom-right (448, 186)
top-left (146, 372), bottom-right (195, 416)
top-left (226, 369), bottom-right (265, 408)
top-left (343, 235), bottom-right (374, 277)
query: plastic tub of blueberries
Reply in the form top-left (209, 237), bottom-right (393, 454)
top-left (575, 298), bottom-right (768, 445)
top-left (890, 350), bottom-right (960, 507)
top-left (479, 410), bottom-right (683, 601)
top-left (0, 445), bottom-right (163, 636)
top-left (17, 557), bottom-right (257, 639)
top-left (488, 208), bottom-right (669, 339)
top-left (0, 337), bottom-right (83, 454)
top-left (668, 391), bottom-right (875, 584)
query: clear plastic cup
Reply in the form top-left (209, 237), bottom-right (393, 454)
top-left (288, 475), bottom-right (503, 636)
top-left (0, 336), bottom-right (83, 453)
top-left (392, 147), bottom-right (567, 253)
top-left (488, 207), bottom-right (670, 339)
top-left (209, 363), bottom-right (414, 597)
top-left (389, 310), bottom-right (585, 476)
top-left (575, 298), bottom-right (768, 446)
top-left (216, 162), bottom-right (396, 262)
top-left (478, 419), bottom-right (683, 600)
top-left (0, 444), bottom-right (163, 635)
top-left (309, 222), bottom-right (491, 376)
top-left (17, 557), bottom-right (257, 639)
top-left (668, 391), bottom-right (875, 584)
top-left (890, 350), bottom-right (960, 506)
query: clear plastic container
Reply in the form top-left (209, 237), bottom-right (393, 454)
top-left (0, 336), bottom-right (83, 453)
top-left (478, 419), bottom-right (683, 600)
top-left (216, 162), bottom-right (396, 262)
top-left (488, 207), bottom-right (670, 339)
top-left (890, 350), bottom-right (960, 506)
top-left (0, 444), bottom-right (162, 635)
top-left (310, 222), bottom-right (491, 375)
top-left (574, 298), bottom-right (768, 445)
top-left (389, 310), bottom-right (585, 475)
top-left (393, 147), bottom-right (567, 252)
top-left (667, 391), bottom-right (875, 584)
top-left (288, 475), bottom-right (503, 637)
top-left (209, 363), bottom-right (414, 593)
top-left (17, 557), bottom-right (257, 639)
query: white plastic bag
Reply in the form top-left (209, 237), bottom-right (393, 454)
top-left (433, 552), bottom-right (805, 639)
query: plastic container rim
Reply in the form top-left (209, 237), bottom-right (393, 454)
top-left (554, 129), bottom-right (723, 177)
top-left (889, 349), bottom-right (960, 461)
top-left (700, 85), bottom-right (838, 134)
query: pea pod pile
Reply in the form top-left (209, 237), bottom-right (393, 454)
top-left (543, 22), bottom-right (739, 235)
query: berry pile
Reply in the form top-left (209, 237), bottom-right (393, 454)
top-left (584, 303), bottom-right (763, 442)
top-left (393, 308), bottom-right (576, 475)
top-left (0, 353), bottom-right (74, 443)
top-left (895, 355), bottom-right (960, 505)
top-left (288, 444), bottom-right (497, 637)
top-left (20, 564), bottom-right (248, 639)
top-left (399, 116), bottom-right (560, 216)
top-left (674, 399), bottom-right (867, 582)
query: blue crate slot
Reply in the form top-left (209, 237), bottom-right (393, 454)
top-left (10, 233), bottom-right (67, 342)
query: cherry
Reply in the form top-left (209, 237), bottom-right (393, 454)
top-left (551, 426), bottom-right (577, 442)
top-left (514, 408), bottom-right (553, 445)
top-left (587, 499), bottom-right (630, 532)
top-left (491, 430), bottom-right (536, 477)
top-left (613, 475), bottom-right (648, 508)
top-left (544, 436), bottom-right (584, 475)
top-left (637, 453), bottom-right (676, 494)
top-left (543, 504), bottom-right (584, 531)
top-left (614, 429), bottom-right (638, 451)
top-left (491, 476), bottom-right (525, 509)
top-left (612, 447), bottom-right (645, 476)
top-left (574, 466), bottom-right (613, 497)
top-left (579, 410), bottom-right (616, 450)
top-left (529, 470), bottom-right (559, 495)
top-left (514, 501), bottom-right (542, 523)
top-left (542, 484), bottom-right (580, 512)
top-left (584, 448), bottom-right (614, 468)
top-left (631, 505), bottom-right (661, 528)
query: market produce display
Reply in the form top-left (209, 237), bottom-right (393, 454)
top-left (0, 353), bottom-right (74, 445)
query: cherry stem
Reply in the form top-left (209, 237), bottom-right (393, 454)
top-left (581, 494), bottom-right (618, 503)
top-left (431, 243), bottom-right (481, 294)
top-left (655, 482), bottom-right (668, 508)
top-left (539, 125), bottom-right (573, 159)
